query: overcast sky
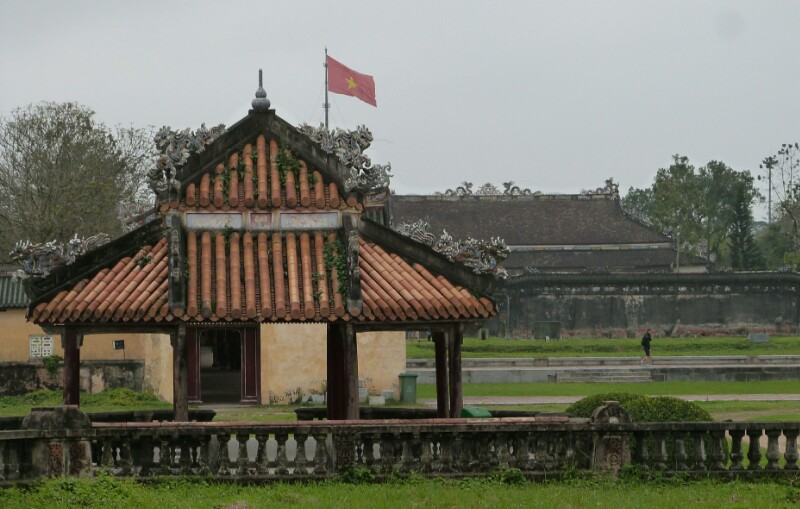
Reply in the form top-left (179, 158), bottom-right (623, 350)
top-left (1, 1), bottom-right (798, 215)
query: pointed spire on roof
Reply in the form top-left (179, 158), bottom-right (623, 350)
top-left (251, 69), bottom-right (271, 111)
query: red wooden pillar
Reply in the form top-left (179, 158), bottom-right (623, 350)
top-left (342, 324), bottom-right (359, 420)
top-left (240, 327), bottom-right (260, 403)
top-left (327, 323), bottom-right (359, 420)
top-left (448, 326), bottom-right (463, 418)
top-left (172, 325), bottom-right (189, 422)
top-left (62, 328), bottom-right (81, 406)
top-left (326, 323), bottom-right (342, 419)
top-left (433, 331), bottom-right (449, 418)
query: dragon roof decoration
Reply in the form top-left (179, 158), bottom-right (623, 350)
top-left (297, 123), bottom-right (392, 193)
top-left (10, 233), bottom-right (111, 277)
top-left (393, 219), bottom-right (509, 278)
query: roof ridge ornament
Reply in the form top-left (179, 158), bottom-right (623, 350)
top-left (297, 123), bottom-right (392, 193)
top-left (437, 181), bottom-right (538, 197)
top-left (393, 220), bottom-right (509, 278)
top-left (581, 178), bottom-right (620, 199)
top-left (10, 233), bottom-right (111, 277)
top-left (251, 69), bottom-right (271, 111)
top-left (147, 123), bottom-right (226, 198)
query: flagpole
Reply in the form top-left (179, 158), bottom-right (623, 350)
top-left (324, 47), bottom-right (330, 130)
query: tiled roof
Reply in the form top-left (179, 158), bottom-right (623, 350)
top-left (391, 195), bottom-right (668, 245)
top-left (506, 248), bottom-right (699, 271)
top-left (0, 276), bottom-right (29, 309)
top-left (29, 231), bottom-right (494, 324)
top-left (163, 135), bottom-right (357, 213)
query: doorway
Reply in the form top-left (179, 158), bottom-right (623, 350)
top-left (199, 329), bottom-right (242, 403)
top-left (188, 326), bottom-right (261, 404)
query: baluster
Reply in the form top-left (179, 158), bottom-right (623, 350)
top-left (438, 433), bottom-right (453, 473)
top-left (515, 432), bottom-right (530, 471)
top-left (652, 433), bottom-right (668, 471)
top-left (359, 433), bottom-right (373, 469)
top-left (419, 432), bottom-right (433, 473)
top-left (217, 433), bottom-right (231, 476)
top-left (710, 431), bottom-right (727, 471)
top-left (400, 432), bottom-right (414, 472)
top-left (236, 434), bottom-right (249, 476)
top-left (633, 433), bottom-right (649, 469)
top-left (137, 437), bottom-right (154, 477)
top-left (274, 433), bottom-right (289, 475)
top-left (765, 430), bottom-right (781, 471)
top-left (784, 429), bottom-right (799, 470)
top-left (293, 433), bottom-right (308, 476)
top-left (178, 436), bottom-right (192, 474)
top-left (312, 431), bottom-right (329, 475)
top-left (487, 434), bottom-right (500, 469)
top-left (410, 432), bottom-right (422, 471)
top-left (504, 433), bottom-right (517, 469)
top-left (5, 442), bottom-right (19, 481)
top-left (0, 440), bottom-right (6, 482)
top-left (381, 432), bottom-right (398, 473)
top-left (198, 435), bottom-right (213, 475)
top-left (691, 433), bottom-right (706, 471)
top-left (746, 429), bottom-right (762, 471)
top-left (101, 439), bottom-right (115, 470)
top-left (461, 433), bottom-right (477, 472)
top-left (157, 437), bottom-right (171, 475)
top-left (729, 430), bottom-right (745, 470)
top-left (255, 434), bottom-right (269, 475)
top-left (452, 432), bottom-right (464, 472)
top-left (673, 435), bottom-right (688, 471)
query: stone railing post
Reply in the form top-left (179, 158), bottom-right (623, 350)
top-left (20, 406), bottom-right (93, 479)
top-left (590, 401), bottom-right (632, 477)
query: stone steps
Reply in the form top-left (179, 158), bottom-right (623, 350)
top-left (556, 369), bottom-right (652, 383)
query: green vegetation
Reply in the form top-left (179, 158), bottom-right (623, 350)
top-left (407, 336), bottom-right (800, 359)
top-left (2, 474), bottom-right (799, 509)
top-left (0, 389), bottom-right (169, 417)
top-left (417, 380), bottom-right (800, 399)
top-left (566, 393), bottom-right (713, 422)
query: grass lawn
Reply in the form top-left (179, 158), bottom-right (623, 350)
top-left (3, 475), bottom-right (799, 509)
top-left (0, 388), bottom-right (170, 418)
top-left (417, 380), bottom-right (800, 399)
top-left (407, 336), bottom-right (800, 359)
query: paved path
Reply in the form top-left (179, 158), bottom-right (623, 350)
top-left (419, 393), bottom-right (800, 406)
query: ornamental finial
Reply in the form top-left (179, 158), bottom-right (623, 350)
top-left (252, 69), bottom-right (271, 111)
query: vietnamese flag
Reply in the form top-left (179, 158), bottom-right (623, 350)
top-left (327, 55), bottom-right (377, 107)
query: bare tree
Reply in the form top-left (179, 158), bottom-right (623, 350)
top-left (0, 102), bottom-right (155, 262)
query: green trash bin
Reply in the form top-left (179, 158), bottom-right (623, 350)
top-left (398, 373), bottom-right (418, 404)
top-left (461, 407), bottom-right (492, 418)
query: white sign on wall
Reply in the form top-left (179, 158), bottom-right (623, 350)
top-left (29, 335), bottom-right (54, 359)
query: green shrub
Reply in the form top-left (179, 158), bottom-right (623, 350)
top-left (566, 392), bottom-right (712, 422)
top-left (565, 392), bottom-right (647, 418)
top-left (625, 396), bottom-right (713, 423)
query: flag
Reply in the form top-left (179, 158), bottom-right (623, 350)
top-left (327, 55), bottom-right (377, 107)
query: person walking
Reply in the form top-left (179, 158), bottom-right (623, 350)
top-left (640, 328), bottom-right (653, 366)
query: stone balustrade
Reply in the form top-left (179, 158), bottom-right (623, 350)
top-left (0, 405), bottom-right (798, 483)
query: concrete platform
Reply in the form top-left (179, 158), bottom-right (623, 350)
top-left (406, 356), bottom-right (800, 384)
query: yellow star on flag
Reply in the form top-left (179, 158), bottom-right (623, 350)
top-left (346, 76), bottom-right (358, 89)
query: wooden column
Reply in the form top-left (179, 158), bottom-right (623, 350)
top-left (172, 325), bottom-right (189, 422)
top-left (326, 323), bottom-right (342, 419)
top-left (62, 328), bottom-right (81, 406)
top-left (327, 323), bottom-right (359, 420)
top-left (342, 324), bottom-right (359, 420)
top-left (433, 331), bottom-right (449, 418)
top-left (448, 326), bottom-right (463, 418)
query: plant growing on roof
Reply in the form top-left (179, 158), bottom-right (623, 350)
top-left (134, 254), bottom-right (152, 267)
top-left (275, 142), bottom-right (301, 187)
top-left (323, 237), bottom-right (349, 296)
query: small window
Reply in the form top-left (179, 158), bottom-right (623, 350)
top-left (29, 335), bottom-right (54, 359)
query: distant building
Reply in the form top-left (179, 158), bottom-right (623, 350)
top-left (390, 181), bottom-right (706, 275)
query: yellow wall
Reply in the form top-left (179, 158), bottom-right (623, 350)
top-left (259, 323), bottom-right (406, 404)
top-left (2, 310), bottom-right (406, 406)
top-left (0, 309), bottom-right (148, 362)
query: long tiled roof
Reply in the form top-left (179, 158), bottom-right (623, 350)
top-left (391, 195), bottom-right (668, 245)
top-left (29, 230), bottom-right (494, 324)
top-left (0, 276), bottom-right (28, 309)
